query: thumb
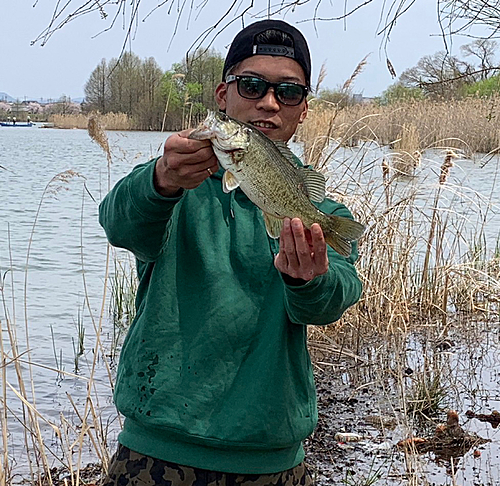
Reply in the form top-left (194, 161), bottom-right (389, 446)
top-left (178, 128), bottom-right (195, 139)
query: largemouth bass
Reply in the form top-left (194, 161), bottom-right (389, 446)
top-left (189, 111), bottom-right (365, 257)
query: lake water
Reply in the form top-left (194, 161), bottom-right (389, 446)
top-left (0, 127), bottom-right (169, 477)
top-left (0, 126), bottom-right (499, 483)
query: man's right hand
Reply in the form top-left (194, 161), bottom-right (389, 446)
top-left (154, 129), bottom-right (219, 197)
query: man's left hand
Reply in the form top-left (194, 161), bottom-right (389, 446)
top-left (274, 218), bottom-right (329, 282)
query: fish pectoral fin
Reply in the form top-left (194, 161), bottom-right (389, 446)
top-left (222, 170), bottom-right (240, 193)
top-left (300, 168), bottom-right (326, 203)
top-left (262, 212), bottom-right (284, 239)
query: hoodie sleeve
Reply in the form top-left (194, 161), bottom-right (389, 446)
top-left (99, 157), bottom-right (183, 262)
top-left (282, 201), bottom-right (363, 325)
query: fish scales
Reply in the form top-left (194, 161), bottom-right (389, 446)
top-left (235, 132), bottom-right (314, 218)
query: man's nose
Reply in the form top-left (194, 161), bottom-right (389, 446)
top-left (256, 87), bottom-right (280, 110)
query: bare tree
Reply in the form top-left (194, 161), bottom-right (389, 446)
top-left (460, 39), bottom-right (498, 80)
top-left (135, 57), bottom-right (164, 130)
top-left (32, 0), bottom-right (500, 44)
top-left (176, 48), bottom-right (225, 112)
top-left (107, 52), bottom-right (142, 115)
top-left (33, 1), bottom-right (309, 51)
top-left (84, 52), bottom-right (163, 119)
top-left (439, 0), bottom-right (500, 39)
top-left (400, 51), bottom-right (475, 98)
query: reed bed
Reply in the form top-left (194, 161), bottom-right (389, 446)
top-left (50, 112), bottom-right (132, 131)
top-left (1, 111), bottom-right (500, 485)
top-left (305, 120), bottom-right (499, 483)
top-left (1, 118), bottom-right (118, 486)
top-left (315, 149), bottom-right (499, 347)
top-left (299, 95), bottom-right (500, 159)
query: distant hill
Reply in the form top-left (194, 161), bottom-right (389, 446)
top-left (0, 92), bottom-right (15, 102)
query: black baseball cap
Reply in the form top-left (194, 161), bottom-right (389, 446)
top-left (222, 19), bottom-right (312, 88)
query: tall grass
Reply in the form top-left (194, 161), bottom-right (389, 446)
top-left (304, 105), bottom-right (499, 483)
top-left (299, 95), bottom-right (500, 159)
top-left (109, 256), bottom-right (137, 361)
top-left (299, 98), bottom-right (499, 341)
top-left (50, 112), bottom-right (132, 131)
top-left (322, 150), bottom-right (499, 343)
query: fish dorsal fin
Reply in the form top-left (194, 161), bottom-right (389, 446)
top-left (262, 212), bottom-right (283, 239)
top-left (222, 170), bottom-right (240, 193)
top-left (299, 168), bottom-right (326, 203)
top-left (272, 140), bottom-right (326, 202)
top-left (273, 141), bottom-right (298, 165)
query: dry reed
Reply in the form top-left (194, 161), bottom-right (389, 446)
top-left (50, 112), bottom-right (132, 131)
top-left (298, 95), bottom-right (500, 156)
top-left (391, 124), bottom-right (422, 176)
top-left (0, 120), bottom-right (119, 485)
top-left (316, 151), bottom-right (497, 485)
top-left (328, 153), bottom-right (498, 342)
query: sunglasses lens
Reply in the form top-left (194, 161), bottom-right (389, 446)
top-left (238, 77), bottom-right (267, 99)
top-left (276, 84), bottom-right (305, 105)
top-left (234, 76), bottom-right (306, 105)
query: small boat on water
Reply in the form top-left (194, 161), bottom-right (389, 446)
top-left (0, 121), bottom-right (34, 127)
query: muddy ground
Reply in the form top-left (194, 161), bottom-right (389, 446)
top-left (43, 375), bottom-right (400, 486)
top-left (305, 366), bottom-right (408, 486)
top-left (304, 325), bottom-right (500, 486)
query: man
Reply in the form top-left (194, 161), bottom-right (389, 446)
top-left (100, 19), bottom-right (362, 486)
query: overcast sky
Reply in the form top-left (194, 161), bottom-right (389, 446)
top-left (0, 1), bottom-right (488, 101)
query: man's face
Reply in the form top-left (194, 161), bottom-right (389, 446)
top-left (215, 55), bottom-right (308, 142)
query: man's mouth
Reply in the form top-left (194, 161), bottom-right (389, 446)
top-left (252, 121), bottom-right (276, 129)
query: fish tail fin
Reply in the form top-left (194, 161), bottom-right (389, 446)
top-left (324, 234), bottom-right (354, 257)
top-left (322, 215), bottom-right (365, 257)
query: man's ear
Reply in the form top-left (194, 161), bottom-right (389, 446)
top-left (298, 99), bottom-right (308, 124)
top-left (215, 83), bottom-right (228, 111)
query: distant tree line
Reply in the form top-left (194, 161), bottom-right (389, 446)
top-left (378, 39), bottom-right (500, 105)
top-left (83, 49), bottom-right (224, 131)
top-left (0, 96), bottom-right (82, 122)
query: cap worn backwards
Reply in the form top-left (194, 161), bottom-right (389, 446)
top-left (222, 19), bottom-right (312, 88)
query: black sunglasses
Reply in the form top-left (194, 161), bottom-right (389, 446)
top-left (225, 75), bottom-right (309, 106)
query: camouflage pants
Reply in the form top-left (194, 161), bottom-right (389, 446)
top-left (102, 445), bottom-right (313, 486)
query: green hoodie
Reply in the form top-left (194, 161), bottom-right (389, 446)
top-left (99, 156), bottom-right (362, 474)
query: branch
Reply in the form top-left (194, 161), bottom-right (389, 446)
top-left (417, 65), bottom-right (500, 87)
